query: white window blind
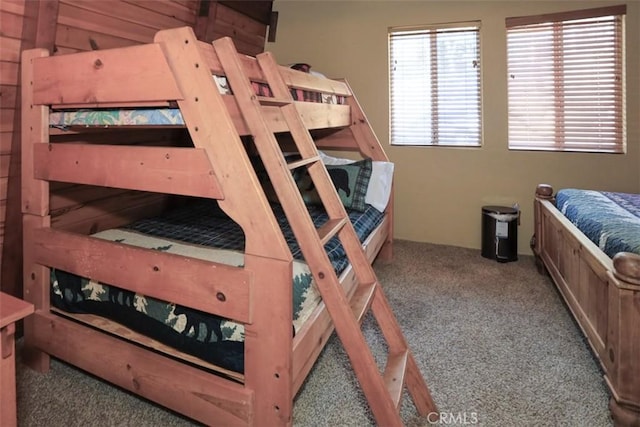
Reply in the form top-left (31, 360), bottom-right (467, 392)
top-left (507, 5), bottom-right (626, 153)
top-left (389, 23), bottom-right (481, 146)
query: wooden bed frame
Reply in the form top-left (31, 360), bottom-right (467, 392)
top-left (533, 184), bottom-right (640, 427)
top-left (21, 26), bottom-right (436, 426)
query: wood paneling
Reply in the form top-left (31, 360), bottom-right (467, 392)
top-left (0, 37), bottom-right (21, 62)
top-left (0, 62), bottom-right (18, 86)
top-left (0, 0), bottom-right (25, 16)
top-left (57, 2), bottom-right (158, 44)
top-left (55, 25), bottom-right (139, 51)
top-left (0, 11), bottom-right (24, 38)
top-left (0, 0), bottom-right (274, 297)
top-left (0, 86), bottom-right (18, 108)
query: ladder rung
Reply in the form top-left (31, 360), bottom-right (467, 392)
top-left (317, 217), bottom-right (348, 245)
top-left (349, 281), bottom-right (378, 324)
top-left (257, 96), bottom-right (292, 106)
top-left (383, 350), bottom-right (409, 409)
top-left (286, 155), bottom-right (320, 170)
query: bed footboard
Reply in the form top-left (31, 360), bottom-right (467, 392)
top-left (533, 184), bottom-right (640, 427)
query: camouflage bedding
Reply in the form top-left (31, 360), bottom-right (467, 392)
top-left (51, 199), bottom-right (384, 373)
top-left (556, 189), bottom-right (640, 258)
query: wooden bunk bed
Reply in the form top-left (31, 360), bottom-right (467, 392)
top-left (21, 26), bottom-right (437, 426)
top-left (533, 184), bottom-right (640, 427)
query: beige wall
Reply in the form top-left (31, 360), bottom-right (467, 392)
top-left (268, 0), bottom-right (640, 255)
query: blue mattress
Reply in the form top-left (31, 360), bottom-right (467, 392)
top-left (556, 189), bottom-right (640, 258)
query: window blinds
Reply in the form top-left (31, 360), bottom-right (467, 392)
top-left (389, 24), bottom-right (481, 146)
top-left (506, 5), bottom-right (626, 153)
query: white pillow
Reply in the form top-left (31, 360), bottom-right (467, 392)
top-left (318, 151), bottom-right (394, 212)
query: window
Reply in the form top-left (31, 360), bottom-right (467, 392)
top-left (507, 6), bottom-right (626, 153)
top-left (389, 23), bottom-right (481, 146)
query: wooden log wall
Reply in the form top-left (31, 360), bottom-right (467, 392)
top-left (0, 0), bottom-right (273, 297)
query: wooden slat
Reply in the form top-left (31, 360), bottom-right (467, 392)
top-left (0, 10), bottom-right (24, 38)
top-left (383, 351), bottom-right (408, 408)
top-left (57, 2), bottom-right (156, 44)
top-left (32, 44), bottom-right (183, 105)
top-left (124, 0), bottom-right (197, 24)
top-left (51, 308), bottom-right (244, 381)
top-left (0, 62), bottom-right (18, 86)
top-left (0, 108), bottom-right (14, 133)
top-left (0, 153), bottom-right (9, 178)
top-left (0, 132), bottom-right (14, 155)
top-left (55, 24), bottom-right (139, 52)
top-left (63, 0), bottom-right (187, 30)
top-left (0, 0), bottom-right (25, 16)
top-left (279, 68), bottom-right (351, 96)
top-left (292, 102), bottom-right (351, 130)
top-left (33, 144), bottom-right (223, 199)
top-left (31, 228), bottom-right (253, 322)
top-left (223, 99), bottom-right (351, 136)
top-left (171, 0), bottom-right (199, 12)
top-left (30, 311), bottom-right (253, 426)
top-left (0, 85), bottom-right (18, 108)
top-left (0, 36), bottom-right (21, 62)
top-left (196, 40), bottom-right (351, 96)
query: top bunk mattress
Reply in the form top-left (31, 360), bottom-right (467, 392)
top-left (556, 189), bottom-right (640, 258)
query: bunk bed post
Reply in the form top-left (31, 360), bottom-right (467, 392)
top-left (153, 27), bottom-right (296, 426)
top-left (532, 184), bottom-right (554, 273)
top-left (607, 253), bottom-right (640, 427)
top-left (243, 255), bottom-right (294, 425)
top-left (20, 48), bottom-right (52, 373)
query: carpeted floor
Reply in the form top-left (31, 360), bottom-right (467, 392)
top-left (15, 240), bottom-right (613, 426)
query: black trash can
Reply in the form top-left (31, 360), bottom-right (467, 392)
top-left (481, 205), bottom-right (519, 263)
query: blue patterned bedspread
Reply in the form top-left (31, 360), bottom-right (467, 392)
top-left (556, 189), bottom-right (640, 258)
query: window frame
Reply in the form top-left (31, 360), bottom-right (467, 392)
top-left (506, 5), bottom-right (627, 154)
top-left (388, 21), bottom-right (483, 148)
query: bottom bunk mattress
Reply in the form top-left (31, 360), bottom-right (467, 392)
top-left (555, 189), bottom-right (640, 258)
top-left (51, 199), bottom-right (385, 374)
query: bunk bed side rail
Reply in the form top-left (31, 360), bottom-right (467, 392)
top-left (28, 311), bottom-right (253, 426)
top-left (196, 38), bottom-right (352, 96)
top-left (33, 144), bottom-right (224, 199)
top-left (31, 44), bottom-right (183, 106)
top-left (31, 228), bottom-right (253, 323)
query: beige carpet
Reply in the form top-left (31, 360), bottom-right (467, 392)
top-left (15, 240), bottom-right (612, 426)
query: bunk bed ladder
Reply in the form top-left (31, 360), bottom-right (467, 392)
top-left (213, 37), bottom-right (437, 426)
